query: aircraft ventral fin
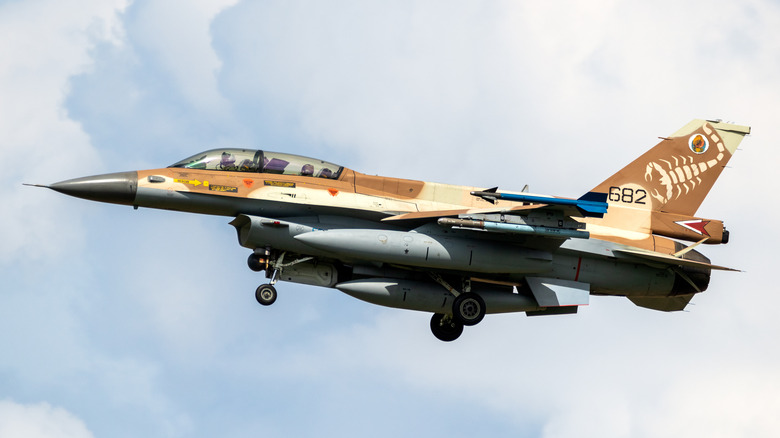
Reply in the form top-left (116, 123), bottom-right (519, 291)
top-left (628, 295), bottom-right (694, 312)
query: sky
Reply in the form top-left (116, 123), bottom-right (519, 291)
top-left (1, 0), bottom-right (779, 437)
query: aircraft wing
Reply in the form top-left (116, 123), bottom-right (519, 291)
top-left (381, 190), bottom-right (603, 243)
top-left (383, 190), bottom-right (607, 224)
top-left (381, 204), bottom-right (547, 223)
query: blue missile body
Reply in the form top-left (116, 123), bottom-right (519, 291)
top-left (471, 190), bottom-right (608, 218)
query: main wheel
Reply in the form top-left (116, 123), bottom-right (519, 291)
top-left (255, 284), bottom-right (277, 306)
top-left (430, 313), bottom-right (464, 342)
top-left (247, 253), bottom-right (266, 272)
top-left (452, 293), bottom-right (486, 326)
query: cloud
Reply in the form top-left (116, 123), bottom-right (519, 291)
top-left (215, 1), bottom-right (547, 182)
top-left (127, 0), bottom-right (239, 115)
top-left (634, 367), bottom-right (780, 438)
top-left (0, 400), bottom-right (93, 438)
top-left (3, 1), bottom-right (780, 437)
top-left (63, 0), bottom-right (252, 170)
top-left (0, 0), bottom-right (128, 262)
top-left (212, 0), bottom-right (779, 194)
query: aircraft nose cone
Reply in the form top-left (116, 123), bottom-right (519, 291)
top-left (49, 171), bottom-right (138, 205)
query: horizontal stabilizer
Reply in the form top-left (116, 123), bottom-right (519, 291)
top-left (526, 277), bottom-right (589, 307)
top-left (613, 248), bottom-right (738, 271)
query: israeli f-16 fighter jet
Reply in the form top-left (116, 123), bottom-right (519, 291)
top-left (31, 119), bottom-right (750, 341)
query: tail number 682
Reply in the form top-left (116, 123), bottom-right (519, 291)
top-left (608, 186), bottom-right (646, 204)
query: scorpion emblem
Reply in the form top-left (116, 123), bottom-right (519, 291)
top-left (644, 126), bottom-right (727, 205)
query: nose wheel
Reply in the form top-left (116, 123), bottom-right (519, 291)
top-left (250, 248), bottom-right (280, 306)
top-left (255, 284), bottom-right (277, 306)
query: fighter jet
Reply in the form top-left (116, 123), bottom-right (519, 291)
top-left (30, 119), bottom-right (750, 341)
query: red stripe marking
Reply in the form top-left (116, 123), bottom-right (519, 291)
top-left (574, 257), bottom-right (582, 281)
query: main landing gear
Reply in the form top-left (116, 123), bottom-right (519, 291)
top-left (248, 248), bottom-right (487, 342)
top-left (430, 313), bottom-right (463, 342)
top-left (428, 274), bottom-right (487, 341)
top-left (452, 293), bottom-right (486, 326)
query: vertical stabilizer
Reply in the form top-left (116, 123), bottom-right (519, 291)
top-left (592, 120), bottom-right (750, 215)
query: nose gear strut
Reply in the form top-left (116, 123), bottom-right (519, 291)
top-left (249, 250), bottom-right (314, 306)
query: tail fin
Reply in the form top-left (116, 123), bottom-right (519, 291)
top-left (592, 119), bottom-right (750, 215)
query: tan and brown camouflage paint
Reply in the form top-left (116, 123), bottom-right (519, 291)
top-left (136, 120), bottom-right (749, 256)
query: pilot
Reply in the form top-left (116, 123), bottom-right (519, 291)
top-left (301, 164), bottom-right (314, 176)
top-left (219, 151), bottom-right (237, 170)
top-left (319, 168), bottom-right (333, 178)
top-left (238, 159), bottom-right (257, 172)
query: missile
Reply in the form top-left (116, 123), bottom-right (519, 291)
top-left (471, 189), bottom-right (608, 218)
top-left (336, 278), bottom-right (540, 314)
top-left (294, 229), bottom-right (551, 274)
top-left (438, 218), bottom-right (590, 239)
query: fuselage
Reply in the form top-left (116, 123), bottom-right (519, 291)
top-left (46, 147), bottom-right (709, 303)
top-left (39, 119), bottom-right (750, 340)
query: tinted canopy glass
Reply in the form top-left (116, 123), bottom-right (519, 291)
top-left (169, 149), bottom-right (343, 179)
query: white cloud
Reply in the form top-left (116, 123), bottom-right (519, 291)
top-left (0, 400), bottom-right (93, 438)
top-left (129, 0), bottom-right (239, 115)
top-left (213, 0), bottom-right (780, 194)
top-left (0, 0), bottom-right (128, 174)
top-left (0, 0), bottom-right (128, 262)
top-left (3, 0), bottom-right (780, 437)
top-left (634, 367), bottom-right (780, 438)
top-left (270, 296), bottom-right (780, 437)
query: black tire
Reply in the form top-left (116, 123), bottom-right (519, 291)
top-left (247, 253), bottom-right (265, 272)
top-left (255, 284), bottom-right (277, 306)
top-left (452, 293), bottom-right (486, 326)
top-left (430, 313), bottom-right (464, 342)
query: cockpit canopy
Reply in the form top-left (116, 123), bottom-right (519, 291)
top-left (168, 149), bottom-right (343, 180)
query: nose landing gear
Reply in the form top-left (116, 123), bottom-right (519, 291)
top-left (252, 248), bottom-right (280, 306)
top-left (248, 249), bottom-right (315, 307)
top-left (255, 284), bottom-right (277, 306)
